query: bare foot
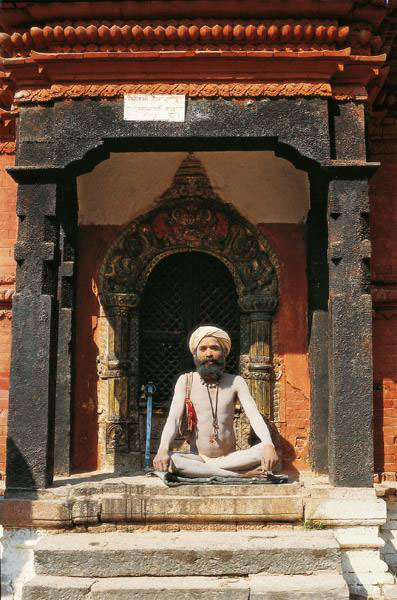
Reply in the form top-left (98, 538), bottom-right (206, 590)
top-left (238, 468), bottom-right (268, 479)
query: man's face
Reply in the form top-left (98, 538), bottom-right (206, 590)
top-left (194, 336), bottom-right (225, 380)
top-left (196, 337), bottom-right (223, 365)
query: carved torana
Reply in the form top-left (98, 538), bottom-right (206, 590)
top-left (100, 153), bottom-right (278, 315)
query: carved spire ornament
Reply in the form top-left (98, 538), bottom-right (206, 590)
top-left (158, 152), bottom-right (218, 204)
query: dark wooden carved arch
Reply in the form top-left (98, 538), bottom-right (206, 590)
top-left (97, 153), bottom-right (279, 471)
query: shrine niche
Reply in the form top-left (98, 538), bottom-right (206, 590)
top-left (98, 153), bottom-right (279, 471)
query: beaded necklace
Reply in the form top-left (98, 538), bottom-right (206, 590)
top-left (206, 384), bottom-right (219, 444)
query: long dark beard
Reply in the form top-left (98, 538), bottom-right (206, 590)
top-left (194, 356), bottom-right (225, 382)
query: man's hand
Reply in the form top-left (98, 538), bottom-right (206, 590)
top-left (259, 444), bottom-right (278, 472)
top-left (153, 449), bottom-right (171, 472)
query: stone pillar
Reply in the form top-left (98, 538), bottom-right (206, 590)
top-left (326, 163), bottom-right (377, 487)
top-left (307, 171), bottom-right (329, 473)
top-left (325, 101), bottom-right (378, 487)
top-left (5, 173), bottom-right (65, 491)
top-left (54, 179), bottom-right (78, 476)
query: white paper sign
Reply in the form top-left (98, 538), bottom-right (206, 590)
top-left (124, 94), bottom-right (186, 122)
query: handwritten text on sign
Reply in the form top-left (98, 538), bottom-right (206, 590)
top-left (124, 94), bottom-right (186, 122)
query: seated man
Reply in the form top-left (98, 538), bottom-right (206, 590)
top-left (153, 325), bottom-right (278, 478)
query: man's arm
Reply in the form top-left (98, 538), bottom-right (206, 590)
top-left (235, 375), bottom-right (278, 470)
top-left (153, 374), bottom-right (186, 471)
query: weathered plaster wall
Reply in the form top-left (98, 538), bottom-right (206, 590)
top-left (258, 224), bottom-right (310, 473)
top-left (370, 147), bottom-right (397, 479)
top-left (74, 151), bottom-right (311, 473)
top-left (0, 154), bottom-right (17, 481)
top-left (73, 225), bottom-right (119, 472)
top-left (77, 151), bottom-right (310, 226)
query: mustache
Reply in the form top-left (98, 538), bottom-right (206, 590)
top-left (201, 358), bottom-right (223, 365)
top-left (195, 357), bottom-right (225, 367)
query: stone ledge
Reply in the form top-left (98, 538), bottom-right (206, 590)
top-left (91, 576), bottom-right (249, 599)
top-left (41, 477), bottom-right (304, 499)
top-left (100, 495), bottom-right (303, 523)
top-left (0, 499), bottom-right (71, 528)
top-left (0, 476), bottom-right (388, 529)
top-left (249, 573), bottom-right (349, 599)
top-left (305, 497), bottom-right (387, 527)
top-left (34, 530), bottom-right (342, 578)
top-left (21, 573), bottom-right (350, 600)
top-left (22, 575), bottom-right (94, 600)
top-left (334, 526), bottom-right (385, 549)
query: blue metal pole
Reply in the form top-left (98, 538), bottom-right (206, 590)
top-left (144, 382), bottom-right (156, 470)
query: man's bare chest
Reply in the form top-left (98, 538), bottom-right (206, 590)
top-left (190, 383), bottom-right (237, 420)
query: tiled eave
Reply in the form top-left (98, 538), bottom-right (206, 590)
top-left (0, 1), bottom-right (390, 30)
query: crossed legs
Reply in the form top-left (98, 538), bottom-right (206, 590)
top-left (169, 443), bottom-right (267, 478)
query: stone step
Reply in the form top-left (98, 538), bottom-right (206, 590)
top-left (50, 476), bottom-right (303, 498)
top-left (22, 573), bottom-right (349, 599)
top-left (34, 530), bottom-right (342, 578)
top-left (249, 573), bottom-right (349, 599)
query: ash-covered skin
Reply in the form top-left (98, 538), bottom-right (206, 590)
top-left (153, 335), bottom-right (278, 478)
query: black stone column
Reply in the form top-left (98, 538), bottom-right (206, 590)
top-left (307, 171), bottom-right (329, 473)
top-left (324, 101), bottom-right (378, 486)
top-left (326, 163), bottom-right (377, 487)
top-left (54, 179), bottom-right (78, 476)
top-left (5, 170), bottom-right (66, 491)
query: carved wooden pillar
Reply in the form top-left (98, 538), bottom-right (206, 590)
top-left (97, 298), bottom-right (141, 472)
top-left (245, 315), bottom-right (273, 414)
top-left (238, 306), bottom-right (276, 449)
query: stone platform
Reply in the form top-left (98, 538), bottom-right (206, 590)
top-left (0, 473), bottom-right (386, 529)
top-left (1, 473), bottom-right (395, 599)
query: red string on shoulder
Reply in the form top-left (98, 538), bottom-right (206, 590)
top-left (186, 398), bottom-right (197, 431)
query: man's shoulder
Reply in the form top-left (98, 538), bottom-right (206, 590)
top-left (174, 372), bottom-right (189, 387)
top-left (176, 372), bottom-right (244, 385)
top-left (222, 373), bottom-right (244, 384)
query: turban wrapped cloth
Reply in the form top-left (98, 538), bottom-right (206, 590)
top-left (189, 326), bottom-right (231, 357)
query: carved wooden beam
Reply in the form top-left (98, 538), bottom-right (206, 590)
top-left (0, 50), bottom-right (384, 104)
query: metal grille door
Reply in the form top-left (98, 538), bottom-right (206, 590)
top-left (139, 252), bottom-right (240, 406)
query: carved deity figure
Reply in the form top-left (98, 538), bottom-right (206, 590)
top-left (153, 326), bottom-right (278, 478)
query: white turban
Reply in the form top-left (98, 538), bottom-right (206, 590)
top-left (189, 326), bottom-right (231, 357)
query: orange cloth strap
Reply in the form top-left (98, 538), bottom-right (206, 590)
top-left (179, 372), bottom-right (197, 434)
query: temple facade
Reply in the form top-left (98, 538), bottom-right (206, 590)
top-left (0, 1), bottom-right (396, 598)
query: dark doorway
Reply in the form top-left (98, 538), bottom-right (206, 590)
top-left (139, 251), bottom-right (240, 407)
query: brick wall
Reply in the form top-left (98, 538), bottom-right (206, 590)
top-left (370, 137), bottom-right (397, 480)
top-left (0, 152), bottom-right (17, 480)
